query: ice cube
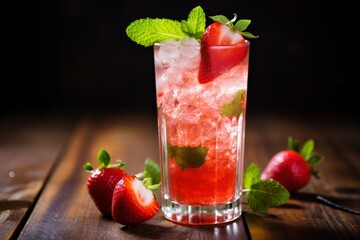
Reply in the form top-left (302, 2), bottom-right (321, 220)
top-left (158, 40), bottom-right (181, 67)
top-left (179, 38), bottom-right (200, 59)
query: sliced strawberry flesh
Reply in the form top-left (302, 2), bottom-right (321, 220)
top-left (112, 175), bottom-right (159, 225)
top-left (198, 22), bottom-right (248, 84)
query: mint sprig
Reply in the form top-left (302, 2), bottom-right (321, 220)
top-left (126, 6), bottom-right (206, 47)
top-left (243, 163), bottom-right (290, 213)
top-left (167, 142), bottom-right (208, 170)
top-left (221, 90), bottom-right (246, 119)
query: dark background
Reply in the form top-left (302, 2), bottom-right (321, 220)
top-left (2, 0), bottom-right (357, 117)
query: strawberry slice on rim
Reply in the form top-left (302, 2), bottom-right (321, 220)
top-left (198, 15), bottom-right (257, 84)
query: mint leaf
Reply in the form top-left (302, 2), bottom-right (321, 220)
top-left (126, 18), bottom-right (185, 47)
top-left (97, 148), bottom-right (111, 167)
top-left (167, 142), bottom-right (208, 170)
top-left (246, 179), bottom-right (290, 213)
top-left (221, 90), bottom-right (246, 119)
top-left (143, 158), bottom-right (161, 185)
top-left (181, 6), bottom-right (205, 40)
top-left (244, 163), bottom-right (261, 189)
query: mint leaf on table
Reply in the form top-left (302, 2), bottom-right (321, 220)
top-left (243, 163), bottom-right (290, 213)
top-left (126, 6), bottom-right (205, 46)
top-left (167, 142), bottom-right (208, 170)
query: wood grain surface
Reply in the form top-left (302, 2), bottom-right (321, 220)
top-left (1, 111), bottom-right (359, 240)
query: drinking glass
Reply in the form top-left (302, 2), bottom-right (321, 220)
top-left (153, 41), bottom-right (250, 225)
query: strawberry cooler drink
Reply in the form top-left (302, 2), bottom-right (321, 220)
top-left (154, 40), bottom-right (249, 225)
top-left (126, 5), bottom-right (257, 225)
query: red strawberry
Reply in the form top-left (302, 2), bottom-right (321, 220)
top-left (261, 137), bottom-right (324, 193)
top-left (84, 148), bottom-right (127, 218)
top-left (112, 175), bottom-right (160, 225)
top-left (198, 15), bottom-right (258, 84)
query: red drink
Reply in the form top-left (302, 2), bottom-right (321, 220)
top-left (154, 41), bottom-right (249, 225)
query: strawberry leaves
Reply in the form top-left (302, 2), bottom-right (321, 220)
top-left (84, 148), bottom-right (126, 172)
top-left (244, 163), bottom-right (290, 213)
top-left (135, 158), bottom-right (161, 191)
top-left (209, 15), bottom-right (258, 39)
top-left (288, 137), bottom-right (324, 178)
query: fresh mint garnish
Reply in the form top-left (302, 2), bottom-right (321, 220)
top-left (180, 6), bottom-right (206, 40)
top-left (243, 163), bottom-right (290, 213)
top-left (126, 18), bottom-right (185, 47)
top-left (126, 6), bottom-right (206, 47)
top-left (209, 15), bottom-right (259, 39)
top-left (167, 142), bottom-right (208, 170)
top-left (221, 90), bottom-right (246, 119)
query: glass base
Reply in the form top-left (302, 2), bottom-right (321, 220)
top-left (162, 197), bottom-right (242, 226)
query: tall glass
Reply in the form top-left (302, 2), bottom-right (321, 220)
top-left (154, 41), bottom-right (250, 225)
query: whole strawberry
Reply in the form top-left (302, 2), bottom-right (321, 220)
top-left (261, 137), bottom-right (324, 193)
top-left (84, 148), bottom-right (127, 218)
top-left (112, 175), bottom-right (160, 225)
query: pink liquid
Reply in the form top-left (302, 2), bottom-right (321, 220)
top-left (154, 42), bottom-right (249, 206)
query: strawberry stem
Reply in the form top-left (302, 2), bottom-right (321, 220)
top-left (227, 14), bottom-right (237, 25)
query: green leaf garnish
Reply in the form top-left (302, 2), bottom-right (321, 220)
top-left (243, 163), bottom-right (290, 213)
top-left (246, 179), bottom-right (290, 213)
top-left (167, 142), bottom-right (208, 170)
top-left (221, 90), bottom-right (246, 119)
top-left (126, 18), bottom-right (185, 47)
top-left (126, 6), bottom-right (206, 46)
top-left (180, 6), bottom-right (206, 40)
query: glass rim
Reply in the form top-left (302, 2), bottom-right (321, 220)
top-left (154, 39), bottom-right (250, 47)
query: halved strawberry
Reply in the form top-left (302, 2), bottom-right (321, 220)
top-left (84, 148), bottom-right (127, 218)
top-left (198, 15), bottom-right (257, 84)
top-left (112, 175), bottom-right (160, 225)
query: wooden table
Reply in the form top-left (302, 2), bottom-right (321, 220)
top-left (1, 111), bottom-right (359, 240)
